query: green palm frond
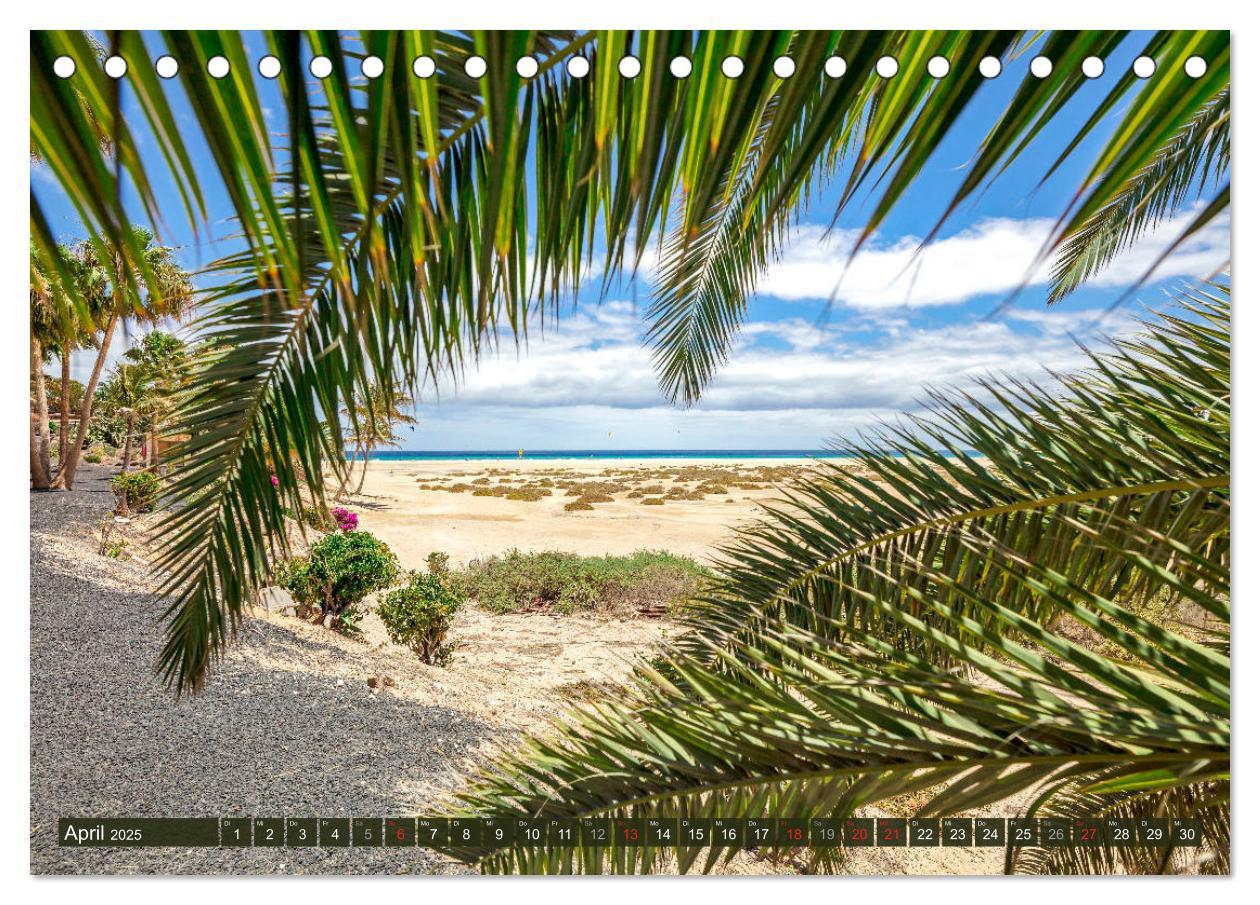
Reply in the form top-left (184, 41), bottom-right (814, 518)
top-left (433, 284), bottom-right (1228, 874)
top-left (1048, 89), bottom-right (1229, 303)
top-left (28, 30), bottom-right (1229, 690)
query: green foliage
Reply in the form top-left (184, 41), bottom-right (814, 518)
top-left (297, 504), bottom-right (335, 532)
top-left (426, 551), bottom-right (451, 576)
top-left (277, 531), bottom-right (400, 633)
top-left (455, 549), bottom-right (711, 615)
top-left (439, 287), bottom-right (1230, 875)
top-left (83, 450), bottom-right (104, 464)
top-left (84, 398), bottom-right (128, 448)
top-left (378, 571), bottom-right (463, 665)
top-left (110, 470), bottom-right (160, 513)
top-left (28, 29), bottom-right (1230, 693)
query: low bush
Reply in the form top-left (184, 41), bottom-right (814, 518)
top-left (378, 571), bottom-right (462, 664)
top-left (454, 549), bottom-right (711, 615)
top-left (299, 504), bottom-right (335, 532)
top-left (426, 551), bottom-right (451, 575)
top-left (564, 500), bottom-right (594, 512)
top-left (110, 470), bottom-right (160, 513)
top-left (276, 530), bottom-right (399, 634)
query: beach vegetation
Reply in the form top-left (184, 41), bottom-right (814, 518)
top-left (426, 552), bottom-right (451, 576)
top-left (378, 571), bottom-right (463, 665)
top-left (455, 549), bottom-right (711, 616)
top-left (276, 531), bottom-right (399, 634)
top-left (563, 501), bottom-right (594, 512)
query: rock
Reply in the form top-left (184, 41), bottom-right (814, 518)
top-left (257, 586), bottom-right (296, 614)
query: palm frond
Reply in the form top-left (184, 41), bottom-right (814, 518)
top-left (1048, 89), bottom-right (1229, 303)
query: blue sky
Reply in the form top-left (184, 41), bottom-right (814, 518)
top-left (32, 32), bottom-right (1230, 451)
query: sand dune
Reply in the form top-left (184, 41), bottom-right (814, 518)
top-left (339, 457), bottom-right (830, 568)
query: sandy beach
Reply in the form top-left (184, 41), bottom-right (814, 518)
top-left (341, 457), bottom-right (827, 570)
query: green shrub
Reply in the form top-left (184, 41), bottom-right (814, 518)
top-left (454, 549), bottom-right (710, 615)
top-left (84, 451), bottom-right (104, 464)
top-left (299, 504), bottom-right (335, 532)
top-left (426, 551), bottom-right (450, 575)
top-left (110, 471), bottom-right (160, 513)
top-left (641, 497), bottom-right (665, 506)
top-left (378, 571), bottom-right (462, 664)
top-left (277, 530), bottom-right (399, 634)
top-left (564, 500), bottom-right (594, 512)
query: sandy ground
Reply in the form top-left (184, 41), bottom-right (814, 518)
top-left (31, 461), bottom-right (1014, 876)
top-left (340, 457), bottom-right (825, 568)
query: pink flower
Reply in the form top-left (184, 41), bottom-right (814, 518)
top-left (270, 474), bottom-right (280, 487)
top-left (331, 506), bottom-right (358, 532)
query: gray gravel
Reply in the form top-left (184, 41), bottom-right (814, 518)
top-left (30, 465), bottom-right (488, 875)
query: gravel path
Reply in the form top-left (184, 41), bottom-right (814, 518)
top-left (30, 466), bottom-right (488, 875)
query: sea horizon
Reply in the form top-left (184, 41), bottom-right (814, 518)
top-left (355, 448), bottom-right (968, 461)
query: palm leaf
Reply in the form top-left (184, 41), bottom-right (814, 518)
top-left (433, 284), bottom-right (1229, 874)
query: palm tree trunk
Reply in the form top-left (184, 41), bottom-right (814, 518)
top-left (57, 343), bottom-right (72, 467)
top-left (121, 412), bottom-right (136, 472)
top-left (334, 444), bottom-right (361, 500)
top-left (32, 336), bottom-right (52, 480)
top-left (353, 447), bottom-right (372, 494)
top-left (53, 308), bottom-right (118, 491)
top-left (30, 335), bottom-right (51, 490)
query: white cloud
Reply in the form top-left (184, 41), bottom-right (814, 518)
top-left (752, 207), bottom-right (1230, 309)
top-left (429, 298), bottom-right (1144, 421)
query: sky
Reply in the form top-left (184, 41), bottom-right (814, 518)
top-left (31, 32), bottom-right (1231, 452)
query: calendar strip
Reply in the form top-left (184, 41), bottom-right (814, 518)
top-left (57, 816), bottom-right (1203, 849)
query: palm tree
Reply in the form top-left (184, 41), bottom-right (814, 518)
top-left (439, 285), bottom-right (1229, 874)
top-left (336, 382), bottom-right (418, 498)
top-left (121, 331), bottom-right (190, 468)
top-left (29, 245), bottom-right (63, 489)
top-left (29, 29), bottom-right (1229, 696)
top-left (98, 359), bottom-right (153, 472)
top-left (50, 228), bottom-right (194, 490)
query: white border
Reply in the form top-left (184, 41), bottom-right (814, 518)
top-left (7, 2), bottom-right (1248, 902)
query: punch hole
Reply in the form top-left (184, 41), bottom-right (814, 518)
top-left (155, 55), bottom-right (179, 79)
